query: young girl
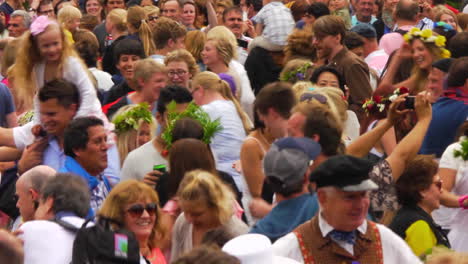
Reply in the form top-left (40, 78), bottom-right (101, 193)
top-left (57, 5), bottom-right (82, 43)
top-left (9, 16), bottom-right (112, 150)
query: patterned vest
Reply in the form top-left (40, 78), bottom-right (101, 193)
top-left (293, 216), bottom-right (383, 264)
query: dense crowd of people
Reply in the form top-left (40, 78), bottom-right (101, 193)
top-left (0, 0), bottom-right (467, 262)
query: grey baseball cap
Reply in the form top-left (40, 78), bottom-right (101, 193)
top-left (264, 137), bottom-right (321, 193)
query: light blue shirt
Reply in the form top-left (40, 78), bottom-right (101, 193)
top-left (42, 137), bottom-right (121, 186)
top-left (351, 15), bottom-right (377, 26)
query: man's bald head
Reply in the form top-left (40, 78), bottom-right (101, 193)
top-left (19, 165), bottom-right (56, 191)
top-left (395, 0), bottom-right (419, 21)
top-left (16, 166), bottom-right (56, 222)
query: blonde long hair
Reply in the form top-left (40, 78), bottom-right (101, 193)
top-left (127, 5), bottom-right (156, 56)
top-left (98, 180), bottom-right (165, 249)
top-left (177, 170), bottom-right (235, 225)
top-left (112, 104), bottom-right (156, 164)
top-left (10, 22), bottom-right (80, 108)
top-left (409, 39), bottom-right (445, 94)
top-left (192, 71), bottom-right (252, 133)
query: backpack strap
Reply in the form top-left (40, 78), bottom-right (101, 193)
top-left (50, 219), bottom-right (80, 233)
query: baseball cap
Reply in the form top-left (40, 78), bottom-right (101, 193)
top-left (309, 155), bottom-right (378, 191)
top-left (264, 137), bottom-right (321, 193)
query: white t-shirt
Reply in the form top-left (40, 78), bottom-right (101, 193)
top-left (120, 140), bottom-right (167, 182)
top-left (202, 100), bottom-right (247, 191)
top-left (272, 214), bottom-right (422, 263)
top-left (433, 141), bottom-right (468, 229)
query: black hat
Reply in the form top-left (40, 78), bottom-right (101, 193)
top-left (309, 155), bottom-right (378, 191)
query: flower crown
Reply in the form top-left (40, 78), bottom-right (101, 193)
top-left (161, 101), bottom-right (222, 150)
top-left (280, 62), bottom-right (313, 82)
top-left (112, 103), bottom-right (153, 134)
top-left (362, 87), bottom-right (409, 115)
top-left (403, 28), bottom-right (451, 58)
top-left (454, 136), bottom-right (468, 161)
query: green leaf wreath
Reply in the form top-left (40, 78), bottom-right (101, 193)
top-left (161, 101), bottom-right (222, 150)
top-left (112, 103), bottom-right (153, 134)
top-left (454, 137), bottom-right (468, 161)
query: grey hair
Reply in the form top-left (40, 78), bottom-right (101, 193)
top-left (40, 173), bottom-right (91, 218)
top-left (21, 165), bottom-right (56, 193)
top-left (11, 10), bottom-right (32, 28)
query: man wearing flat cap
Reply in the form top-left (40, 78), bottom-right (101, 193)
top-left (273, 155), bottom-right (422, 263)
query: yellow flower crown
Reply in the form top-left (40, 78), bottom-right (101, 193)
top-left (403, 28), bottom-right (451, 58)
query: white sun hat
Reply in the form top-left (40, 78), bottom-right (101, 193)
top-left (222, 234), bottom-right (300, 264)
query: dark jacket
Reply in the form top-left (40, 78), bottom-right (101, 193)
top-left (245, 47), bottom-right (282, 95)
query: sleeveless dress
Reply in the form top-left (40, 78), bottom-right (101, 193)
top-left (240, 136), bottom-right (266, 226)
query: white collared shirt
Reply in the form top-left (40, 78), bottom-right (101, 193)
top-left (272, 213), bottom-right (422, 263)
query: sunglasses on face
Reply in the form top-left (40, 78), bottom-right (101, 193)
top-left (126, 203), bottom-right (158, 218)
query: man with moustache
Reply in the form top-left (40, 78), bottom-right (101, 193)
top-left (312, 15), bottom-right (372, 121)
top-left (223, 6), bottom-right (252, 65)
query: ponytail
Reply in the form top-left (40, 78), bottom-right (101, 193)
top-left (128, 6), bottom-right (156, 56)
top-left (219, 79), bottom-right (252, 134)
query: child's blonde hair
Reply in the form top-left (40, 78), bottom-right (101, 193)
top-left (206, 26), bottom-right (238, 60)
top-left (10, 22), bottom-right (80, 108)
top-left (57, 5), bottom-right (82, 27)
top-left (192, 71), bottom-right (252, 133)
top-left (127, 5), bottom-right (156, 56)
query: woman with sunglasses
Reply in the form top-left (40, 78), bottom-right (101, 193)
top-left (389, 155), bottom-right (451, 257)
top-left (99, 180), bottom-right (167, 264)
top-left (171, 169), bottom-right (248, 260)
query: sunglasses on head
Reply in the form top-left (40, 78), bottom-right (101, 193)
top-left (148, 15), bottom-right (158, 21)
top-left (126, 203), bottom-right (158, 218)
top-left (300, 93), bottom-right (328, 104)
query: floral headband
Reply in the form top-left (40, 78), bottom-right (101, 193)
top-left (112, 103), bottom-right (153, 134)
top-left (280, 62), bottom-right (313, 82)
top-left (362, 87), bottom-right (409, 115)
top-left (403, 28), bottom-right (451, 59)
top-left (30, 15), bottom-right (58, 37)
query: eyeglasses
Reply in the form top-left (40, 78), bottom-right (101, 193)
top-left (433, 179), bottom-right (443, 190)
top-left (126, 203), bottom-right (158, 218)
top-left (299, 93), bottom-right (328, 104)
top-left (148, 15), bottom-right (158, 21)
top-left (168, 70), bottom-right (187, 77)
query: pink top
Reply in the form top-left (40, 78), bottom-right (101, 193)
top-left (146, 247), bottom-right (167, 264)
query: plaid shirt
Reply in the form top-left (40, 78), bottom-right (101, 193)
top-left (90, 175), bottom-right (110, 214)
top-left (253, 1), bottom-right (295, 46)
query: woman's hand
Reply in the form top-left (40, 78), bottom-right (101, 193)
top-left (143, 170), bottom-right (163, 188)
top-left (397, 43), bottom-right (413, 60)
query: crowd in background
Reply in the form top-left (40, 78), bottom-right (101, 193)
top-left (0, 0), bottom-right (467, 262)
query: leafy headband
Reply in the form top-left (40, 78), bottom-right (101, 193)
top-left (161, 101), bottom-right (222, 150)
top-left (112, 103), bottom-right (153, 134)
